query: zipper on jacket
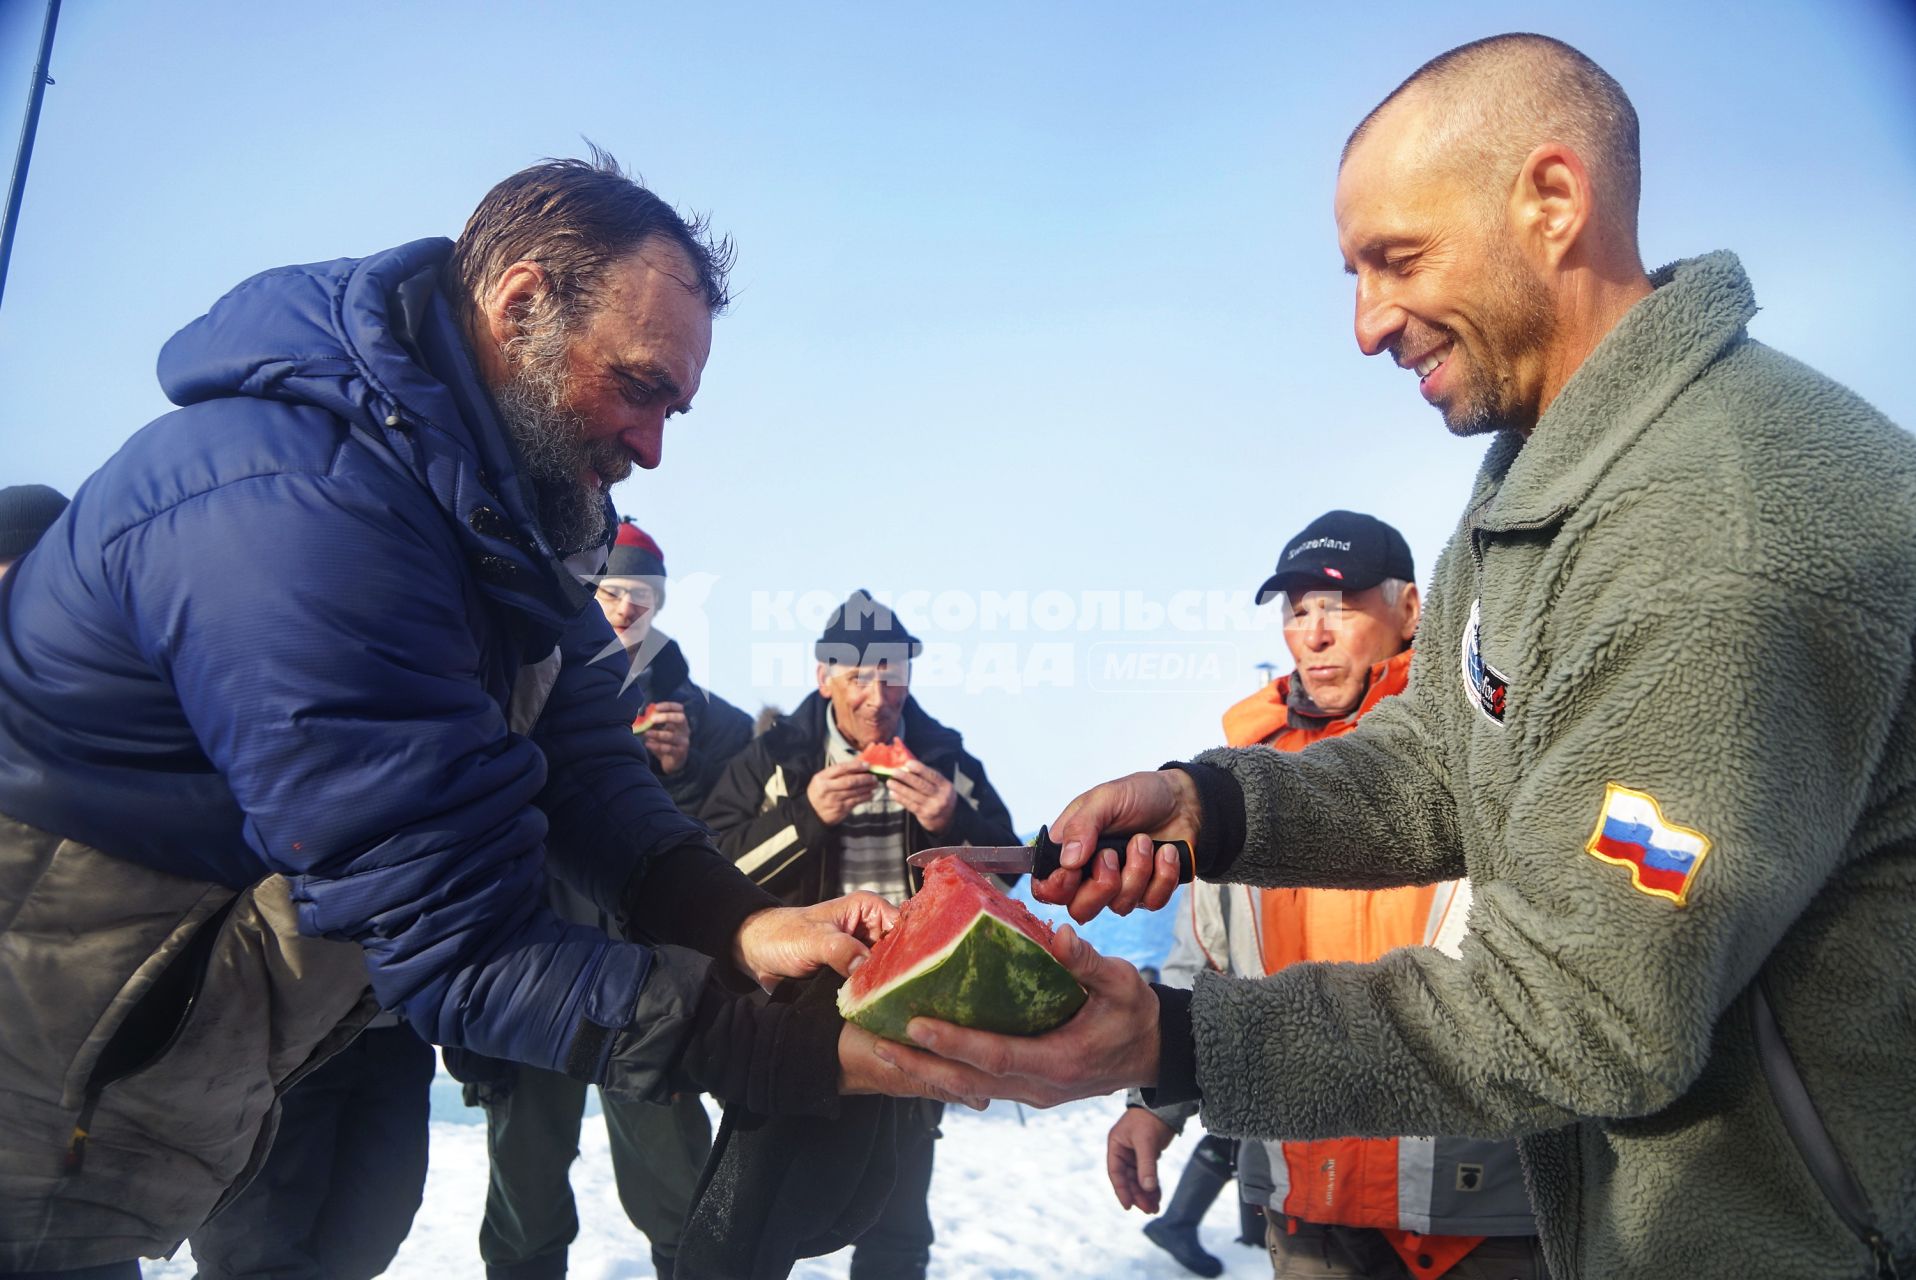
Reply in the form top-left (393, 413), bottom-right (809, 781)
top-left (62, 1094), bottom-right (99, 1175)
top-left (62, 895), bottom-right (239, 1177)
top-left (1750, 977), bottom-right (1898, 1278)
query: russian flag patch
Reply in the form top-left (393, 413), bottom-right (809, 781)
top-left (1584, 783), bottom-right (1712, 907)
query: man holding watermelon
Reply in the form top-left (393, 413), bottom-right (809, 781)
top-left (871, 34), bottom-right (1916, 1280)
top-left (0, 156), bottom-right (967, 1279)
top-left (703, 589), bottom-right (1020, 1280)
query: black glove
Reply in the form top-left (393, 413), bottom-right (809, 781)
top-left (677, 971), bottom-right (905, 1280)
top-left (598, 945), bottom-right (842, 1119)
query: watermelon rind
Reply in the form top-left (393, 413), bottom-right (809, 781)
top-left (837, 913), bottom-right (1087, 1044)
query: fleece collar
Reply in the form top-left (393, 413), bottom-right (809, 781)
top-left (1474, 251), bottom-right (1757, 534)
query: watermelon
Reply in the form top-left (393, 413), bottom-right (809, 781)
top-left (837, 856), bottom-right (1087, 1043)
top-left (631, 703), bottom-right (661, 734)
top-left (857, 738), bottom-right (916, 778)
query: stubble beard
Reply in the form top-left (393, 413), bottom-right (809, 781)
top-left (493, 307), bottom-right (630, 556)
top-left (1438, 242), bottom-right (1558, 439)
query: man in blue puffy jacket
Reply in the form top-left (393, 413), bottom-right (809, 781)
top-left (0, 153), bottom-right (940, 1279)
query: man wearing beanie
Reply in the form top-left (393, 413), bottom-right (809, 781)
top-left (701, 589), bottom-right (1019, 1280)
top-left (0, 484), bottom-right (69, 577)
top-left (593, 517), bottom-right (754, 813)
top-left (471, 516), bottom-right (754, 1280)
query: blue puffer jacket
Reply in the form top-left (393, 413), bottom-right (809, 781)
top-left (0, 237), bottom-right (712, 1078)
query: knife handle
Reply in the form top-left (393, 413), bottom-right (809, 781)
top-left (1030, 825), bottom-right (1193, 885)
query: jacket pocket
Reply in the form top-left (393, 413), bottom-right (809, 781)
top-left (63, 896), bottom-right (240, 1175)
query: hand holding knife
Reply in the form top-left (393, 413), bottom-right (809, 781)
top-left (906, 824), bottom-right (1193, 884)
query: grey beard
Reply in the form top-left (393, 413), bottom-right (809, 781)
top-left (493, 317), bottom-right (624, 557)
top-left (495, 379), bottom-right (609, 555)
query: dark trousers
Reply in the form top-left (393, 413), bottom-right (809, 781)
top-left (479, 1065), bottom-right (712, 1279)
top-left (2, 1266), bottom-right (143, 1279)
top-left (846, 1102), bottom-right (940, 1280)
top-left (1268, 1218), bottom-right (1550, 1280)
top-left (189, 1024), bottom-right (435, 1280)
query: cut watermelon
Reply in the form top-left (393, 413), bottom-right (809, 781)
top-left (857, 738), bottom-right (916, 778)
top-left (631, 703), bottom-right (661, 734)
top-left (837, 856), bottom-right (1086, 1043)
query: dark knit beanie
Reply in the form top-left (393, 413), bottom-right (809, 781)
top-left (604, 517), bottom-right (667, 605)
top-left (0, 484), bottom-right (69, 561)
top-left (814, 589), bottom-right (922, 668)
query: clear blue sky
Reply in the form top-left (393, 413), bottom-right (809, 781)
top-left (3, 1), bottom-right (1913, 830)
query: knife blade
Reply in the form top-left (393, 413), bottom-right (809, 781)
top-left (906, 824), bottom-right (1192, 884)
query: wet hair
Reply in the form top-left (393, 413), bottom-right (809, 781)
top-left (1344, 34), bottom-right (1641, 246)
top-left (448, 143), bottom-right (733, 324)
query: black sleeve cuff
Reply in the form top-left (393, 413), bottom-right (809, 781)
top-left (669, 978), bottom-right (843, 1117)
top-left (1140, 983), bottom-right (1200, 1108)
top-left (620, 842), bottom-right (781, 962)
top-left (1158, 761), bottom-right (1246, 879)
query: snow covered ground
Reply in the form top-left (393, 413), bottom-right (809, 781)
top-left (145, 1090), bottom-right (1268, 1280)
top-left (146, 888), bottom-right (1250, 1278)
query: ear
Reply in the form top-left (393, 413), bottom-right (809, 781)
top-left (1397, 582), bottom-right (1422, 642)
top-left (478, 260), bottom-right (553, 350)
top-left (1509, 142), bottom-right (1591, 270)
top-left (815, 662), bottom-right (833, 698)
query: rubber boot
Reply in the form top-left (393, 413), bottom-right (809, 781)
top-left (1141, 1144), bottom-right (1229, 1278)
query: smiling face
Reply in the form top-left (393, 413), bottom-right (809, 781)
top-left (1282, 583), bottom-right (1419, 716)
top-left (818, 661), bottom-right (910, 751)
top-left (1335, 102), bottom-right (1558, 437)
top-left (489, 238), bottom-right (713, 552)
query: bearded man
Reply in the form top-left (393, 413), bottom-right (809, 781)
top-left (0, 154), bottom-right (944, 1279)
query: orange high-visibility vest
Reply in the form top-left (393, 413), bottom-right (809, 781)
top-left (1222, 649), bottom-right (1488, 1279)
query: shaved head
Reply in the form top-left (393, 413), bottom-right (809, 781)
top-left (1345, 34), bottom-right (1641, 253)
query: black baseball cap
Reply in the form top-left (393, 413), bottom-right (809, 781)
top-left (1256, 510), bottom-right (1415, 604)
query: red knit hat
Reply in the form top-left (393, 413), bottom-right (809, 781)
top-left (606, 516), bottom-right (667, 580)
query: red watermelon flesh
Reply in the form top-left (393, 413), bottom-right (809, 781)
top-left (838, 855), bottom-right (1086, 1042)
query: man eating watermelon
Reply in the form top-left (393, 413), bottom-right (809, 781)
top-left (702, 588), bottom-right (1019, 1280)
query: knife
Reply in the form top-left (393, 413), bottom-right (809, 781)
top-left (906, 824), bottom-right (1193, 884)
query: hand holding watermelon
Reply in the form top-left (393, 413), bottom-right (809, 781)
top-left (881, 760), bottom-right (958, 834)
top-left (636, 701), bottom-right (690, 775)
top-left (862, 923), bottom-right (1164, 1110)
top-left (730, 892), bottom-right (898, 990)
top-left (805, 762), bottom-right (880, 826)
top-left (1034, 768), bottom-right (1200, 923)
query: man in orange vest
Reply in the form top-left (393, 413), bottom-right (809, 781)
top-left (1109, 510), bottom-right (1544, 1280)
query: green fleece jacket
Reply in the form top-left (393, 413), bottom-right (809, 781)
top-left (1185, 253), bottom-right (1916, 1279)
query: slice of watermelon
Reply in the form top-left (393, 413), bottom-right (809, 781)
top-left (856, 738), bottom-right (916, 778)
top-left (631, 703), bottom-right (662, 734)
top-left (837, 856), bottom-right (1086, 1043)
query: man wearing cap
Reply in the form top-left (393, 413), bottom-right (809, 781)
top-left (701, 589), bottom-right (1019, 1280)
top-left (1111, 511), bottom-right (1543, 1280)
top-left (0, 483), bottom-right (68, 578)
top-left (876, 34), bottom-right (1916, 1280)
top-left (470, 515), bottom-right (754, 1280)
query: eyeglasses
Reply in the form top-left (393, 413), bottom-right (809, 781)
top-left (595, 583), bottom-right (656, 607)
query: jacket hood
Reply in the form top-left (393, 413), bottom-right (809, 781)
top-left (156, 237), bottom-right (601, 639)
